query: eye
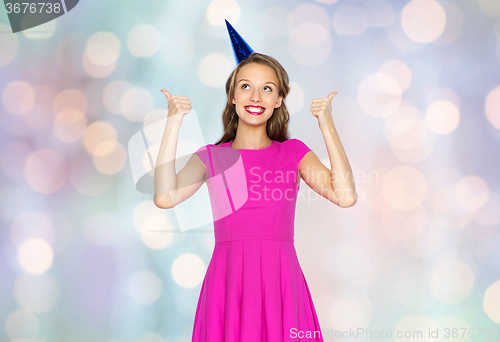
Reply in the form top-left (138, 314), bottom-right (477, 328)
top-left (242, 84), bottom-right (250, 89)
top-left (264, 86), bottom-right (272, 91)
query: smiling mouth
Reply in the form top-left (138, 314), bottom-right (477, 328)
top-left (245, 106), bottom-right (265, 115)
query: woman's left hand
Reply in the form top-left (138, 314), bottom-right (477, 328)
top-left (310, 91), bottom-right (337, 131)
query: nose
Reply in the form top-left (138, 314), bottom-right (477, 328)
top-left (250, 89), bottom-right (261, 103)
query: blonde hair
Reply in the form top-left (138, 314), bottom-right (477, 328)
top-left (214, 52), bottom-right (291, 145)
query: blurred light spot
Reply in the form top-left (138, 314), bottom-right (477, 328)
top-left (161, 32), bottom-right (195, 67)
top-left (396, 266), bottom-right (435, 311)
top-left (70, 152), bottom-right (113, 196)
top-left (83, 121), bottom-right (118, 156)
top-left (328, 290), bottom-right (373, 331)
top-left (378, 60), bottom-right (412, 92)
top-left (83, 54), bottom-right (116, 78)
top-left (284, 81), bottom-right (305, 115)
top-left (287, 4), bottom-right (331, 67)
top-left (497, 36), bottom-right (500, 61)
top-left (486, 86), bottom-right (500, 129)
top-left (425, 100), bottom-right (459, 134)
top-left (432, 183), bottom-right (475, 230)
top-left (140, 215), bottom-right (175, 249)
top-left (0, 105), bottom-right (30, 135)
top-left (259, 6), bottom-right (288, 37)
top-left (22, 18), bottom-right (56, 39)
top-left (203, 232), bottom-right (215, 252)
top-left (463, 220), bottom-right (498, 240)
top-left (401, 0), bottom-right (446, 43)
top-left (435, 316), bottom-right (471, 337)
top-left (362, 0), bottom-right (393, 27)
top-left (128, 270), bottom-right (162, 305)
top-left (18, 238), bottom-right (53, 274)
top-left (430, 259), bottom-right (474, 303)
top-left (54, 89), bottom-right (88, 114)
top-left (24, 149), bottom-right (67, 194)
top-left (475, 191), bottom-right (500, 226)
top-left (199, 54), bottom-right (233, 88)
top-left (290, 22), bottom-right (329, 48)
top-left (132, 202), bottom-right (184, 247)
top-left (484, 280), bottom-right (500, 323)
top-left (0, 23), bottom-right (19, 67)
top-left (314, 0), bottom-right (339, 3)
top-left (388, 14), bottom-right (426, 52)
top-left (103, 80), bottom-right (134, 114)
top-left (455, 176), bottom-right (489, 211)
top-left (207, 0), bottom-right (241, 26)
top-left (93, 141), bottom-right (127, 175)
top-left (384, 103), bottom-right (428, 150)
top-left (288, 32), bottom-right (331, 67)
top-left (83, 212), bottom-right (118, 246)
top-left (394, 316), bottom-right (437, 340)
top-left (288, 3), bottom-right (330, 33)
top-left (477, 0), bottom-right (500, 17)
top-left (0, 141), bottom-right (31, 177)
top-left (427, 88), bottom-right (460, 108)
top-left (383, 165), bottom-right (426, 211)
top-left (171, 253), bottom-right (205, 288)
top-left (1, 81), bottom-right (36, 115)
top-left (56, 32), bottom-right (88, 77)
top-left (120, 88), bottom-right (155, 121)
top-left (21, 85), bottom-right (57, 131)
top-left (136, 332), bottom-right (166, 342)
top-left (358, 73), bottom-right (402, 118)
top-left (53, 108), bottom-right (87, 143)
top-left (403, 218), bottom-right (448, 258)
top-left (495, 17), bottom-right (500, 37)
top-left (434, 1), bottom-right (464, 44)
top-left (127, 24), bottom-right (161, 57)
top-left (391, 120), bottom-right (434, 162)
top-left (11, 212), bottom-right (56, 250)
top-left (85, 32), bottom-right (121, 66)
top-left (326, 241), bottom-right (380, 286)
top-left (5, 309), bottom-right (39, 339)
top-left (143, 109), bottom-right (169, 129)
top-left (14, 273), bottom-right (58, 313)
top-left (333, 4), bottom-right (367, 36)
top-left (382, 205), bottom-right (427, 241)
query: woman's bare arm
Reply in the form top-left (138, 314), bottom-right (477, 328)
top-left (153, 91), bottom-right (206, 209)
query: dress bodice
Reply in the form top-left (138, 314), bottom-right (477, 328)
top-left (194, 138), bottom-right (311, 244)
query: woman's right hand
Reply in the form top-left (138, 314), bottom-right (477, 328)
top-left (160, 89), bottom-right (192, 125)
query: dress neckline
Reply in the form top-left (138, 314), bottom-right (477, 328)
top-left (228, 139), bottom-right (275, 151)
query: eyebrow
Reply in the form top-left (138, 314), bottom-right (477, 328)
top-left (237, 79), bottom-right (276, 87)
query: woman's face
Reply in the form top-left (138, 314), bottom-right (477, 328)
top-left (232, 62), bottom-right (283, 125)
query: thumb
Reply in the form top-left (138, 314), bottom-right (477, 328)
top-left (160, 89), bottom-right (172, 102)
top-left (327, 91), bottom-right (337, 103)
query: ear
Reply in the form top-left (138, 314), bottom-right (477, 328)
top-left (232, 98), bottom-right (235, 105)
top-left (275, 95), bottom-right (283, 108)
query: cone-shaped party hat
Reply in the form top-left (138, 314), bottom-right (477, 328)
top-left (225, 19), bottom-right (254, 65)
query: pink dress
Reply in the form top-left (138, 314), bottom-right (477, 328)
top-left (192, 138), bottom-right (324, 342)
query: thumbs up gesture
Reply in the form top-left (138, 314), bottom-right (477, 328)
top-left (310, 91), bottom-right (337, 131)
top-left (160, 89), bottom-right (192, 126)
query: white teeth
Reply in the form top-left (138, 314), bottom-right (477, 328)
top-left (246, 106), bottom-right (264, 113)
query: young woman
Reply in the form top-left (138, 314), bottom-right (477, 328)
top-left (154, 52), bottom-right (357, 341)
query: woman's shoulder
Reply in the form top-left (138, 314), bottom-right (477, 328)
top-left (279, 138), bottom-right (312, 163)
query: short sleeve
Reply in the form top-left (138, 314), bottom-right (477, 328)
top-left (193, 145), bottom-right (209, 168)
top-left (293, 138), bottom-right (312, 164)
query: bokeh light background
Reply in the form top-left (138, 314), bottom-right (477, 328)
top-left (1, 0), bottom-right (500, 341)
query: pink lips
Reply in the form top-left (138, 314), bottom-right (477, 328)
top-left (245, 106), bottom-right (265, 116)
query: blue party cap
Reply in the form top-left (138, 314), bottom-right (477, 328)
top-left (225, 19), bottom-right (254, 65)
